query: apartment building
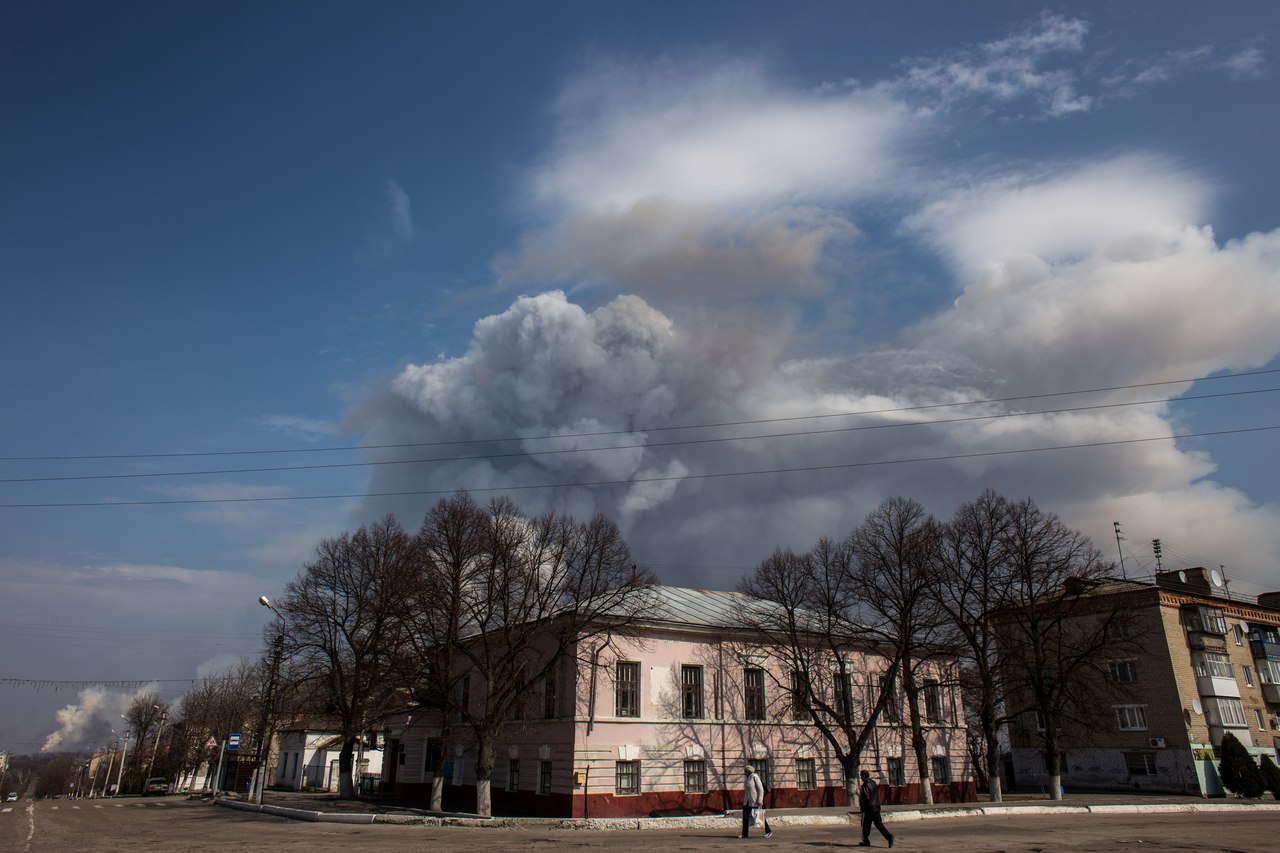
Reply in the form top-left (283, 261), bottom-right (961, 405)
top-left (382, 585), bottom-right (974, 816)
top-left (1006, 567), bottom-right (1280, 796)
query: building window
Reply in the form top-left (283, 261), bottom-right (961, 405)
top-left (886, 757), bottom-right (904, 786)
top-left (1193, 652), bottom-right (1233, 679)
top-left (835, 672), bottom-right (856, 720)
top-left (1124, 752), bottom-right (1157, 776)
top-left (1255, 709), bottom-right (1267, 730)
top-left (1116, 704), bottom-right (1148, 731)
top-left (508, 759), bottom-right (520, 791)
top-left (930, 756), bottom-right (951, 784)
top-left (459, 674), bottom-right (471, 720)
top-left (615, 760), bottom-right (640, 795)
top-left (1206, 697), bottom-right (1248, 727)
top-left (1104, 620), bottom-right (1130, 641)
top-left (538, 760), bottom-right (552, 795)
top-left (880, 673), bottom-right (902, 724)
top-left (1233, 624), bottom-right (1245, 645)
top-left (543, 669), bottom-right (557, 719)
top-left (681, 665), bottom-right (704, 720)
top-left (1260, 659), bottom-right (1280, 685)
top-left (424, 738), bottom-right (442, 774)
top-left (924, 679), bottom-right (946, 723)
top-left (796, 757), bottom-right (816, 790)
top-left (616, 661), bottom-right (640, 717)
top-left (748, 758), bottom-right (770, 790)
top-left (1184, 605), bottom-right (1227, 635)
top-left (1243, 666), bottom-right (1254, 687)
top-left (1034, 709), bottom-right (1046, 732)
top-left (1108, 660), bottom-right (1137, 684)
top-left (744, 667), bottom-right (767, 721)
top-left (790, 670), bottom-right (810, 720)
top-left (683, 759), bottom-right (707, 793)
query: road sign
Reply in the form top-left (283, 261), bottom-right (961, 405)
top-left (205, 737), bottom-right (218, 749)
top-left (228, 734), bottom-right (240, 751)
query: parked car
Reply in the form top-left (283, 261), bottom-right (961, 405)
top-left (4, 792), bottom-right (16, 803)
top-left (143, 778), bottom-right (168, 796)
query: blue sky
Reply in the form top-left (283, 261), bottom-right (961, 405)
top-left (2, 1), bottom-right (1278, 754)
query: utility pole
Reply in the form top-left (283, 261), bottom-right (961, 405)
top-left (115, 731), bottom-right (130, 797)
top-left (251, 595), bottom-right (286, 805)
top-left (1112, 521), bottom-right (1127, 580)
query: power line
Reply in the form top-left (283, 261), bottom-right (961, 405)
top-left (2, 386), bottom-right (1275, 485)
top-left (3, 423), bottom-right (1274, 509)
top-left (3, 367), bottom-right (1276, 463)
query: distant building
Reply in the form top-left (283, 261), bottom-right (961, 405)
top-left (382, 585), bottom-right (974, 817)
top-left (1005, 568), bottom-right (1280, 796)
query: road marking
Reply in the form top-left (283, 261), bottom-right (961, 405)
top-left (1, 807), bottom-right (11, 814)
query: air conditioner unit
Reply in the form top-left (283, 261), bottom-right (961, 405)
top-left (1149, 737), bottom-right (1167, 748)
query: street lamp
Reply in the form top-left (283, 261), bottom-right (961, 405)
top-left (145, 705), bottom-right (167, 789)
top-left (250, 595), bottom-right (285, 805)
top-left (115, 730), bottom-right (130, 797)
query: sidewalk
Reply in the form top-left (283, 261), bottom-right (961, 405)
top-left (211, 789), bottom-right (1280, 828)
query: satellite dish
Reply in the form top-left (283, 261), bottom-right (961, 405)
top-left (1192, 699), bottom-right (1203, 715)
top-left (1240, 621), bottom-right (1249, 632)
top-left (1177, 570), bottom-right (1187, 583)
top-left (1210, 569), bottom-right (1224, 588)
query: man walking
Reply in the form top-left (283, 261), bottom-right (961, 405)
top-left (858, 769), bottom-right (894, 847)
top-left (741, 764), bottom-right (772, 838)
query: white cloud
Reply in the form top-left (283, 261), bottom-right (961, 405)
top-left (255, 414), bottom-right (342, 442)
top-left (1218, 46), bottom-right (1266, 80)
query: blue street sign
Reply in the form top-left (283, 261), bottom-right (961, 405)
top-left (228, 733), bottom-right (240, 751)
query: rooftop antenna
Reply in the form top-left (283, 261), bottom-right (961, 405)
top-left (1220, 565), bottom-right (1230, 597)
top-left (1152, 539), bottom-right (1163, 572)
top-left (1113, 522), bottom-right (1127, 580)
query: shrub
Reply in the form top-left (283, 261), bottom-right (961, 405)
top-left (1259, 754), bottom-right (1280, 800)
top-left (1218, 732), bottom-right (1265, 798)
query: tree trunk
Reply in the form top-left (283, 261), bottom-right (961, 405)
top-left (338, 737), bottom-right (356, 799)
top-left (903, 666), bottom-right (934, 805)
top-left (982, 696), bottom-right (1003, 802)
top-left (841, 754), bottom-right (860, 808)
top-left (474, 735), bottom-right (495, 817)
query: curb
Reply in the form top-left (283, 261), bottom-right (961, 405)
top-left (213, 797), bottom-right (1280, 829)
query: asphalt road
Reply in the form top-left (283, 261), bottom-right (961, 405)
top-left (2, 797), bottom-right (1277, 852)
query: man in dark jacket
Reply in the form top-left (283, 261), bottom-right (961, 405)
top-left (858, 769), bottom-right (894, 847)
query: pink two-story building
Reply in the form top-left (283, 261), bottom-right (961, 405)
top-left (382, 586), bottom-right (974, 816)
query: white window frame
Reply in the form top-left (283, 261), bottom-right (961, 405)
top-left (796, 757), bottom-right (816, 790)
top-left (615, 760), bottom-right (640, 796)
top-left (1242, 666), bottom-right (1254, 687)
top-left (1115, 704), bottom-right (1148, 731)
top-left (615, 661), bottom-right (641, 718)
top-left (1108, 659), bottom-right (1137, 684)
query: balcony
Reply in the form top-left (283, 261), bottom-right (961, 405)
top-left (1196, 675), bottom-right (1241, 699)
top-left (1250, 637), bottom-right (1280, 661)
top-left (1263, 682), bottom-right (1280, 704)
top-left (1188, 634), bottom-right (1229, 652)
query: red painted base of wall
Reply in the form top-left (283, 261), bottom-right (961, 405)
top-left (392, 780), bottom-right (977, 818)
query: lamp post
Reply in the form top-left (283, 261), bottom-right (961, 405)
top-left (103, 733), bottom-right (119, 796)
top-left (251, 595), bottom-right (285, 805)
top-left (115, 730), bottom-right (130, 797)
top-left (145, 706), bottom-right (167, 787)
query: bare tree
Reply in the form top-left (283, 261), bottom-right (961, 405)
top-left (736, 538), bottom-right (900, 806)
top-left (443, 497), bottom-right (657, 817)
top-left (175, 661), bottom-right (260, 791)
top-left (275, 514), bottom-right (419, 799)
top-left (849, 497), bottom-right (948, 805)
top-left (995, 496), bottom-right (1130, 801)
top-left (932, 489), bottom-right (1016, 802)
top-left (401, 491), bottom-right (490, 812)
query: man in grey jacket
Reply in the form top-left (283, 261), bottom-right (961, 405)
top-left (741, 765), bottom-right (772, 838)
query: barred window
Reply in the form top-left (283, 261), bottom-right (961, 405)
top-left (1124, 752), bottom-right (1156, 775)
top-left (796, 757), bottom-right (816, 790)
top-left (682, 665), bottom-right (704, 720)
top-left (885, 757), bottom-right (904, 786)
top-left (744, 667), bottom-right (767, 721)
top-left (616, 661), bottom-right (640, 717)
top-left (930, 755), bottom-right (951, 784)
top-left (683, 759), bottom-right (707, 793)
top-left (615, 760), bottom-right (640, 796)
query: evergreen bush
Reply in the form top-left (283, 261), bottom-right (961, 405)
top-left (1218, 732), bottom-right (1265, 798)
top-left (1259, 754), bottom-right (1280, 800)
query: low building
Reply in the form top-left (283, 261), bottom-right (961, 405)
top-left (273, 726), bottom-right (384, 793)
top-left (383, 585), bottom-right (974, 816)
top-left (1005, 567), bottom-right (1280, 796)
